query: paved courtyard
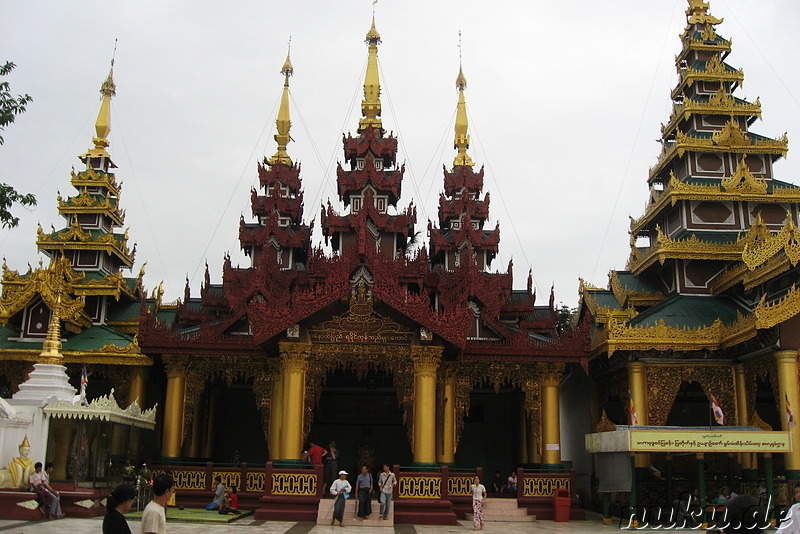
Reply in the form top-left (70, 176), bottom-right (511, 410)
top-left (0, 515), bottom-right (649, 534)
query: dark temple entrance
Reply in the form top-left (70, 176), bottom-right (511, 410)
top-left (310, 369), bottom-right (411, 476)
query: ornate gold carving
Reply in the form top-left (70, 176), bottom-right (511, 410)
top-left (412, 345), bottom-right (441, 378)
top-left (598, 311), bottom-right (757, 357)
top-left (213, 471), bottom-right (241, 491)
top-left (662, 89), bottom-right (760, 136)
top-left (684, 54), bottom-right (742, 85)
top-left (522, 476), bottom-right (570, 497)
top-left (308, 283), bottom-right (413, 345)
top-left (645, 364), bottom-right (735, 427)
top-left (755, 285), bottom-right (800, 329)
top-left (69, 167), bottom-right (121, 197)
top-left (609, 271), bottom-right (664, 308)
top-left (398, 476), bottom-right (440, 499)
top-left (271, 473), bottom-right (316, 495)
top-left (153, 468), bottom-right (205, 490)
top-left (595, 409), bottom-right (617, 432)
top-left (743, 219), bottom-right (800, 271)
top-left (721, 156), bottom-right (768, 194)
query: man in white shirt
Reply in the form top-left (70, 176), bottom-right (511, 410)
top-left (377, 464), bottom-right (397, 520)
top-left (330, 470), bottom-right (351, 527)
top-left (142, 474), bottom-right (174, 534)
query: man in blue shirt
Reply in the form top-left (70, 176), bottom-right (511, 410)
top-left (355, 465), bottom-right (373, 520)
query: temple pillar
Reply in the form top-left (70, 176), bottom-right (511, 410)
top-left (541, 365), bottom-right (562, 467)
top-left (202, 385), bottom-right (217, 458)
top-left (733, 363), bottom-right (755, 476)
top-left (437, 370), bottom-right (456, 464)
top-left (268, 366), bottom-right (283, 460)
top-left (627, 361), bottom-right (650, 469)
top-left (279, 342), bottom-right (310, 461)
top-left (187, 398), bottom-right (204, 458)
top-left (522, 378), bottom-right (540, 464)
top-left (774, 350), bottom-right (800, 479)
top-left (161, 355), bottom-right (188, 459)
top-left (128, 366), bottom-right (148, 408)
top-left (412, 345), bottom-right (441, 465)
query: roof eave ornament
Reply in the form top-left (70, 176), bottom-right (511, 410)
top-left (686, 0), bottom-right (723, 26)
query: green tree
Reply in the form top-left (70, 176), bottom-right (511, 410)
top-left (0, 61), bottom-right (36, 228)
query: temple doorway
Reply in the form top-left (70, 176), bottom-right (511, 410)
top-left (310, 369), bottom-right (411, 478)
top-left (200, 378), bottom-right (267, 464)
top-left (455, 386), bottom-right (522, 479)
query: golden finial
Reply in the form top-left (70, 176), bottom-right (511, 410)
top-left (20, 435), bottom-right (30, 448)
top-left (38, 277), bottom-right (64, 364)
top-left (358, 13), bottom-right (383, 134)
top-left (453, 31), bottom-right (474, 168)
top-left (82, 41), bottom-right (117, 162)
top-left (269, 37), bottom-right (294, 167)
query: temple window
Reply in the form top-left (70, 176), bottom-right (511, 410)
top-left (454, 250), bottom-right (461, 268)
top-left (451, 221), bottom-right (460, 230)
top-left (375, 196), bottom-right (387, 213)
top-left (374, 159), bottom-right (383, 171)
top-left (278, 217), bottom-right (291, 227)
top-left (352, 197), bottom-right (362, 213)
top-left (454, 187), bottom-right (464, 200)
top-left (356, 158), bottom-right (365, 170)
top-left (471, 220), bottom-right (480, 230)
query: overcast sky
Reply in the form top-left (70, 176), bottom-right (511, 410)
top-left (1, 0), bottom-right (799, 309)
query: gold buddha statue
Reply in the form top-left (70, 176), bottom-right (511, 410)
top-left (8, 435), bottom-right (34, 488)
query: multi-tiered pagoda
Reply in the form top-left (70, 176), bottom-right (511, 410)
top-left (581, 0), bottom-right (800, 505)
top-left (139, 17), bottom-right (588, 499)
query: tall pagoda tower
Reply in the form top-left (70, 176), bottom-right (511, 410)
top-left (0, 64), bottom-right (151, 408)
top-left (320, 17), bottom-right (416, 258)
top-left (581, 0), bottom-right (800, 490)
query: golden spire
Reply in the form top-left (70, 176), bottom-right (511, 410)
top-left (453, 32), bottom-right (474, 168)
top-left (82, 45), bottom-right (117, 161)
top-left (358, 15), bottom-right (383, 134)
top-left (269, 38), bottom-right (294, 166)
top-left (38, 278), bottom-right (64, 365)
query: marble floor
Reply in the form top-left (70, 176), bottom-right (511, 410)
top-left (0, 514), bottom-right (719, 534)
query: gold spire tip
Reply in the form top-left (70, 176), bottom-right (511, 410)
top-left (366, 15), bottom-right (381, 44)
top-left (281, 36), bottom-right (294, 77)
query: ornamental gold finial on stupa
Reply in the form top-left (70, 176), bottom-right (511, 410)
top-left (82, 44), bottom-right (117, 161)
top-left (358, 13), bottom-right (383, 134)
top-left (686, 0), bottom-right (723, 25)
top-left (453, 32), bottom-right (474, 168)
top-left (268, 38), bottom-right (294, 167)
top-left (38, 275), bottom-right (64, 365)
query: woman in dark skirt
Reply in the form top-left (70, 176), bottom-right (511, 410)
top-left (103, 484), bottom-right (136, 534)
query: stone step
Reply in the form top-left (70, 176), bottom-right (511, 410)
top-left (465, 512), bottom-right (536, 522)
top-left (481, 499), bottom-right (525, 510)
top-left (316, 497), bottom-right (393, 526)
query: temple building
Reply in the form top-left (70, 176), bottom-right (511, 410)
top-left (0, 63), bottom-right (158, 481)
top-left (580, 0), bottom-right (800, 511)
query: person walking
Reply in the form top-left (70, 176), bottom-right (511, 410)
top-left (103, 484), bottom-right (136, 534)
top-left (355, 465), bottom-right (373, 520)
top-left (377, 464), bottom-right (396, 520)
top-left (142, 474), bottom-right (174, 534)
top-left (471, 475), bottom-right (487, 531)
top-left (330, 470), bottom-right (351, 527)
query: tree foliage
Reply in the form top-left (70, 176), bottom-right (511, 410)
top-left (0, 61), bottom-right (36, 229)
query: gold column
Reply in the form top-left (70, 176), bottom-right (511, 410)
top-left (412, 346), bottom-right (441, 464)
top-left (202, 385), bottom-right (217, 458)
top-left (162, 355), bottom-right (188, 458)
top-left (279, 342), bottom-right (310, 461)
top-left (522, 378), bottom-right (540, 464)
top-left (438, 370), bottom-right (456, 464)
top-left (775, 350), bottom-right (800, 475)
top-left (733, 364), bottom-right (753, 470)
top-left (541, 365), bottom-right (563, 466)
top-left (188, 399), bottom-right (204, 458)
top-left (128, 366), bottom-right (148, 408)
top-left (627, 361), bottom-right (650, 469)
top-left (268, 366), bottom-right (284, 460)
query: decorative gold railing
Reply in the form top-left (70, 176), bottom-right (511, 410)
top-left (245, 471), bottom-right (265, 493)
top-left (271, 472), bottom-right (317, 496)
top-left (398, 475), bottom-right (441, 499)
top-left (447, 475), bottom-right (474, 497)
top-left (522, 476), bottom-right (570, 497)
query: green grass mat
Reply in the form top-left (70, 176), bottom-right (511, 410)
top-left (126, 507), bottom-right (253, 523)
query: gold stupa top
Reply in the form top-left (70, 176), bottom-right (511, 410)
top-left (453, 64), bottom-right (474, 168)
top-left (81, 61), bottom-right (116, 162)
top-left (358, 16), bottom-right (383, 134)
top-left (268, 41), bottom-right (294, 167)
top-left (38, 282), bottom-right (64, 364)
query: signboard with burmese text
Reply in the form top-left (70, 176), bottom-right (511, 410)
top-left (629, 429), bottom-right (792, 453)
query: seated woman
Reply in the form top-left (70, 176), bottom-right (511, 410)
top-left (218, 485), bottom-right (241, 515)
